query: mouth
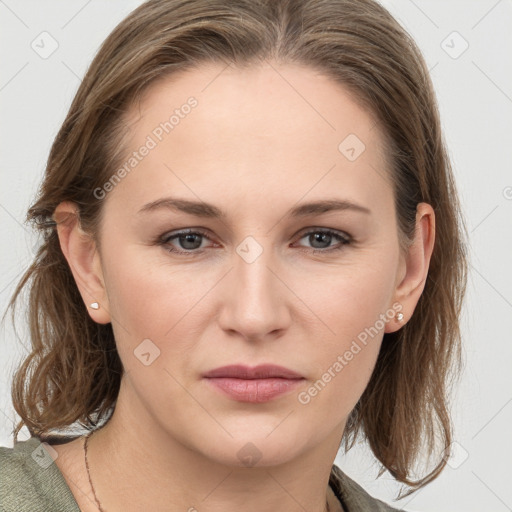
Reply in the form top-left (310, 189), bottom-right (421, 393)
top-left (202, 364), bottom-right (305, 403)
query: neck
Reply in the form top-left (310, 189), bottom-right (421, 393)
top-left (85, 376), bottom-right (344, 512)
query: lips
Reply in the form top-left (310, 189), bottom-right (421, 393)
top-left (202, 364), bottom-right (303, 380)
top-left (202, 364), bottom-right (305, 403)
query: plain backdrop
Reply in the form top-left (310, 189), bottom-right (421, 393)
top-left (1, 1), bottom-right (511, 511)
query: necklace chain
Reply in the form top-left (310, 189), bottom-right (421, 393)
top-left (83, 430), bottom-right (331, 512)
top-left (84, 430), bottom-right (106, 512)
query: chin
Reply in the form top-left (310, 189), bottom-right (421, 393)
top-left (199, 429), bottom-right (309, 469)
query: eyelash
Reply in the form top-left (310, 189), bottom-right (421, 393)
top-left (158, 228), bottom-right (352, 257)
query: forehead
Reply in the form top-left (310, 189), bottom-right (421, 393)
top-left (107, 61), bottom-right (393, 217)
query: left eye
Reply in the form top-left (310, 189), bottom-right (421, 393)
top-left (159, 228), bottom-right (351, 255)
top-left (295, 229), bottom-right (351, 251)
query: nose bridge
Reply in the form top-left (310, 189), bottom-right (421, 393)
top-left (219, 234), bottom-right (289, 338)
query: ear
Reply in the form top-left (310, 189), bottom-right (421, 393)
top-left (385, 202), bottom-right (435, 333)
top-left (53, 201), bottom-right (111, 324)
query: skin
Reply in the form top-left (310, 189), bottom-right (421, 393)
top-left (52, 61), bottom-right (435, 512)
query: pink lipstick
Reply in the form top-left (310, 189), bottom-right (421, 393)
top-left (202, 364), bottom-right (304, 403)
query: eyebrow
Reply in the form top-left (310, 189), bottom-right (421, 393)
top-left (137, 197), bottom-right (371, 218)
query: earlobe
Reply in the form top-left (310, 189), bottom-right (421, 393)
top-left (385, 202), bottom-right (435, 333)
top-left (53, 201), bottom-right (111, 324)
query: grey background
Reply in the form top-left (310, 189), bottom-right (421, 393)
top-left (1, 1), bottom-right (511, 511)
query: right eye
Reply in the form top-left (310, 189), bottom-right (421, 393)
top-left (160, 228), bottom-right (216, 256)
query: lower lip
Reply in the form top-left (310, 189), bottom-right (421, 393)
top-left (204, 377), bottom-right (304, 403)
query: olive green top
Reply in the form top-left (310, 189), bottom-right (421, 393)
top-left (0, 436), bottom-right (404, 511)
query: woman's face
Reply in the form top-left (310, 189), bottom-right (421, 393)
top-left (72, 62), bottom-right (415, 466)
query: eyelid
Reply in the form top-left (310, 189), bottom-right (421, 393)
top-left (295, 227), bottom-right (351, 241)
top-left (160, 227), bottom-right (212, 243)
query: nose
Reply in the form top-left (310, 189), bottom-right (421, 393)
top-left (217, 238), bottom-right (292, 342)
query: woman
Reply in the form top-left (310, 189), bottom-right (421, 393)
top-left (0, 0), bottom-right (468, 511)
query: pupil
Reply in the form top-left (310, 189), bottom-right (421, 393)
top-left (181, 234), bottom-right (201, 249)
top-left (312, 233), bottom-right (331, 248)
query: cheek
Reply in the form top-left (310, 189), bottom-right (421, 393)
top-left (104, 245), bottom-right (199, 326)
top-left (294, 255), bottom-right (396, 342)
top-left (101, 246), bottom-right (223, 366)
top-left (292, 260), bottom-right (396, 412)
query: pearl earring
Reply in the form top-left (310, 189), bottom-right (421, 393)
top-left (90, 302), bottom-right (99, 310)
top-left (396, 312), bottom-right (404, 322)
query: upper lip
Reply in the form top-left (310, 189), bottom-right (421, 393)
top-left (202, 364), bottom-right (304, 380)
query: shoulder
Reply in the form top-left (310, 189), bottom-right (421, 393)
top-left (0, 436), bottom-right (81, 512)
top-left (329, 464), bottom-right (405, 512)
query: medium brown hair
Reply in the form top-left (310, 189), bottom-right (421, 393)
top-left (5, 0), bottom-right (468, 497)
